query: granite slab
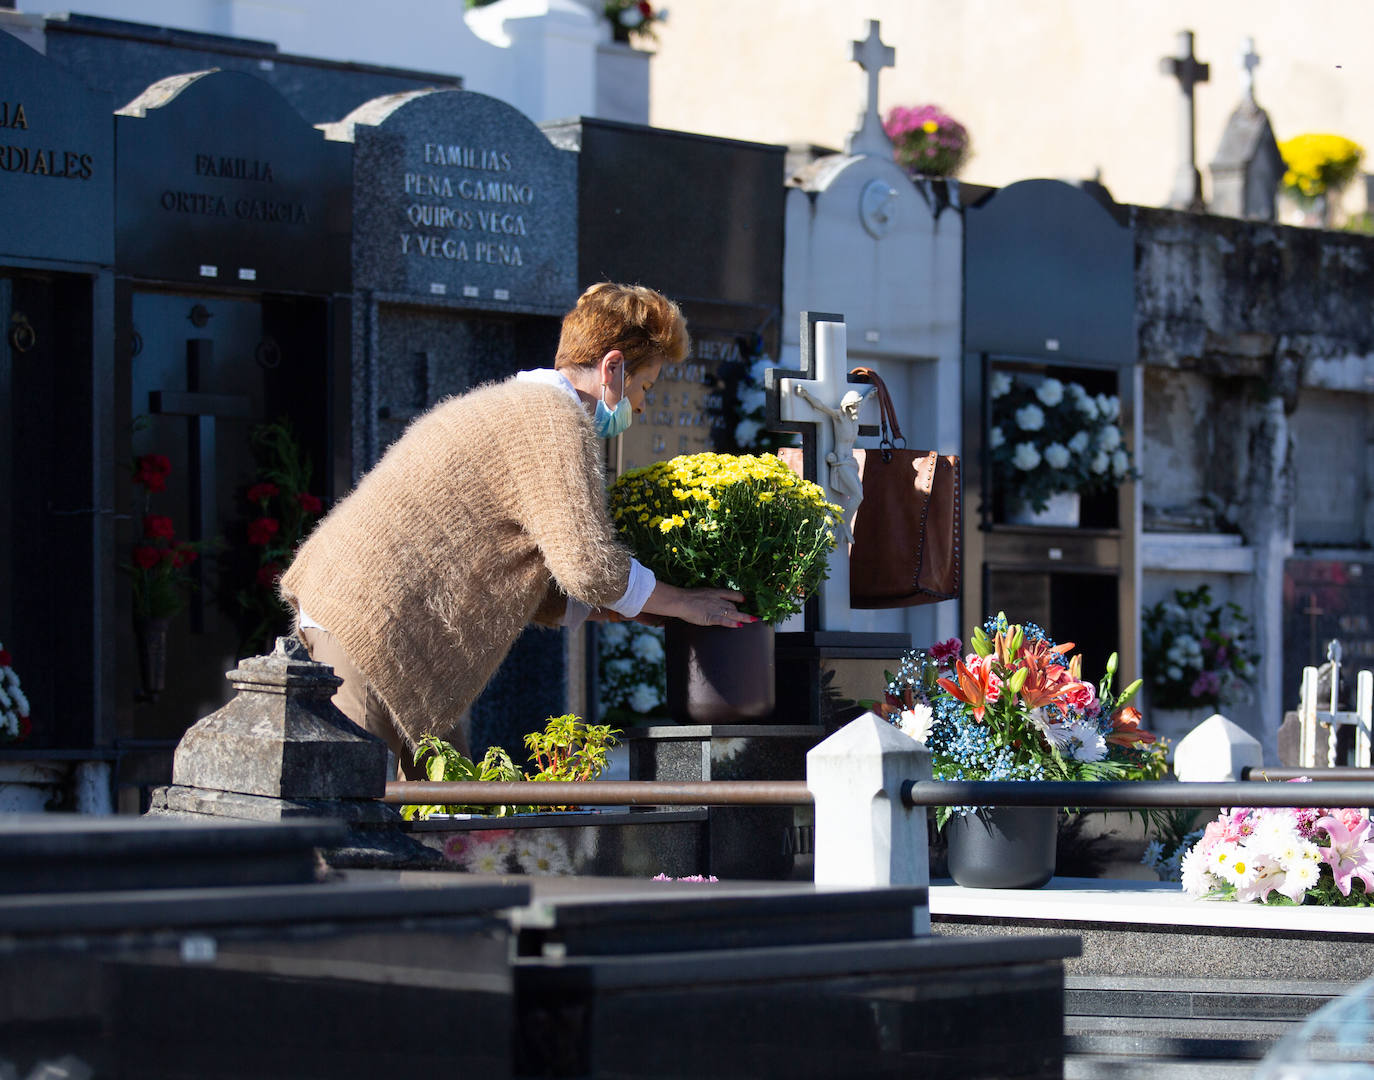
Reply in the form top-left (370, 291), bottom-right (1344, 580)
top-left (0, 814), bottom-right (345, 893)
top-left (515, 933), bottom-right (1077, 1079)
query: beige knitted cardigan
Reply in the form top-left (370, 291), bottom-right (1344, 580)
top-left (279, 376), bottom-right (633, 749)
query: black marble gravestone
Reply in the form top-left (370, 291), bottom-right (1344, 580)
top-left (963, 179), bottom-right (1139, 679)
top-left (0, 29), bottom-right (113, 266)
top-left (0, 815), bottom-right (525, 1078)
top-left (0, 30), bottom-right (115, 751)
top-left (116, 69), bottom-right (350, 294)
top-left (113, 70), bottom-right (351, 784)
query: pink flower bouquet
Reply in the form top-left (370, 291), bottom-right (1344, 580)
top-left (1181, 789), bottom-right (1374, 906)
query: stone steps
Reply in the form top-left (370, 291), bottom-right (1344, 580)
top-left (1065, 1053), bottom-right (1258, 1079)
top-left (1062, 975), bottom-right (1345, 1078)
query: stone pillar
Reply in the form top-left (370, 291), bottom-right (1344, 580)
top-left (148, 636), bottom-right (437, 869)
top-left (807, 712), bottom-right (931, 931)
top-left (1173, 713), bottom-right (1263, 781)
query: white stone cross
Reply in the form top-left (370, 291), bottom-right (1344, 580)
top-left (772, 313), bottom-right (874, 632)
top-left (1239, 36), bottom-right (1260, 103)
top-left (1160, 29), bottom-right (1210, 212)
top-left (847, 19), bottom-right (896, 158)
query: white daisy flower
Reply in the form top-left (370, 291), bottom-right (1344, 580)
top-left (1180, 847), bottom-right (1212, 896)
top-left (896, 703), bottom-right (934, 745)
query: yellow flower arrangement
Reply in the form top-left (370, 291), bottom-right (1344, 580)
top-left (608, 452), bottom-right (843, 624)
top-left (1279, 133), bottom-right (1365, 203)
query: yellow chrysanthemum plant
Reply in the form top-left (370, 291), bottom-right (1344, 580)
top-left (608, 452), bottom-right (844, 625)
top-left (1279, 133), bottom-right (1365, 205)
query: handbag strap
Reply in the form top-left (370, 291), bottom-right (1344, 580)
top-left (849, 366), bottom-right (907, 455)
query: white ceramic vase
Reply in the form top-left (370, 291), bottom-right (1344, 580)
top-left (1006, 491), bottom-right (1080, 527)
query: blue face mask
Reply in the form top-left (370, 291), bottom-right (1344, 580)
top-left (593, 364), bottom-right (633, 439)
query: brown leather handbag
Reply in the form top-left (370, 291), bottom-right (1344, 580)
top-left (779, 367), bottom-right (961, 608)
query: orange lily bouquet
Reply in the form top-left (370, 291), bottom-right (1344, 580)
top-left (880, 613), bottom-right (1163, 824)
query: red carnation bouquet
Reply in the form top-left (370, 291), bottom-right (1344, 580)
top-left (123, 453), bottom-right (208, 619)
top-left (233, 420), bottom-right (325, 655)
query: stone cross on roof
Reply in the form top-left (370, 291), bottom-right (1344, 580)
top-left (1239, 36), bottom-right (1260, 104)
top-left (1160, 29), bottom-right (1210, 212)
top-left (846, 19), bottom-right (896, 158)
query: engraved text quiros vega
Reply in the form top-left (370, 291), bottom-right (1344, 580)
top-left (399, 143), bottom-right (533, 268)
top-left (157, 152), bottom-right (309, 225)
top-left (0, 101), bottom-right (96, 180)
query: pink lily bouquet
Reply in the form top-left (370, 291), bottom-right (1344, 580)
top-left (1181, 793), bottom-right (1374, 907)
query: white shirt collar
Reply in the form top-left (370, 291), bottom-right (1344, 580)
top-left (515, 368), bottom-right (580, 405)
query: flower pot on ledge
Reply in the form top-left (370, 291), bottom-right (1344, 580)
top-left (945, 806), bottom-right (1058, 889)
top-left (665, 620), bottom-right (776, 724)
top-left (1006, 491), bottom-right (1080, 528)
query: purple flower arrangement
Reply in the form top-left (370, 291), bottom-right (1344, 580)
top-left (882, 104), bottom-right (971, 178)
top-left (1142, 585), bottom-right (1259, 710)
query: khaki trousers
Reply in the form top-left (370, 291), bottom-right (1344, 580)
top-left (298, 625), bottom-right (427, 782)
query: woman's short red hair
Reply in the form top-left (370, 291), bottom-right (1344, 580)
top-left (555, 282), bottom-right (689, 375)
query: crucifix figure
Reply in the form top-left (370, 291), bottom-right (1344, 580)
top-left (847, 19), bottom-right (896, 158)
top-left (793, 383), bottom-right (875, 546)
top-left (1160, 29), bottom-right (1210, 212)
top-left (765, 313), bottom-right (876, 632)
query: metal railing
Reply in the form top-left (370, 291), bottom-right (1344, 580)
top-left (384, 780), bottom-right (811, 807)
top-left (1241, 766), bottom-right (1374, 781)
top-left (383, 777), bottom-right (1374, 810)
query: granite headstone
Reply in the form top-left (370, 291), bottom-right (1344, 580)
top-left (115, 69), bottom-right (350, 293)
top-left (330, 87), bottom-right (576, 314)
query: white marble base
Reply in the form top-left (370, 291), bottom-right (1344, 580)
top-left (930, 876), bottom-right (1373, 935)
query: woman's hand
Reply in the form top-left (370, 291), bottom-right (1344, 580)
top-left (640, 582), bottom-right (755, 628)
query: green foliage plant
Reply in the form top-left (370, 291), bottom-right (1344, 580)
top-left (401, 715), bottom-right (621, 820)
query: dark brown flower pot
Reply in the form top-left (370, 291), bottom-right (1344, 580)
top-left (944, 805), bottom-right (1057, 889)
top-left (133, 614), bottom-right (172, 702)
top-left (664, 621), bottom-right (775, 724)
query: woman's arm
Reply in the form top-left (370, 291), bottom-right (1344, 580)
top-left (639, 580), bottom-right (753, 628)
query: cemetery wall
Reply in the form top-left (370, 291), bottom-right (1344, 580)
top-left (1134, 206), bottom-right (1374, 744)
top-left (1135, 207), bottom-right (1374, 549)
